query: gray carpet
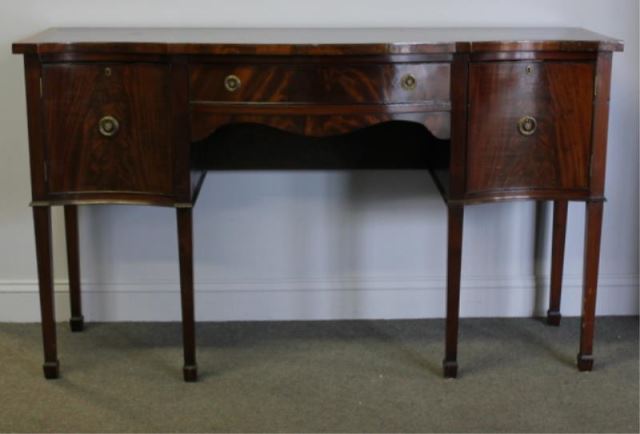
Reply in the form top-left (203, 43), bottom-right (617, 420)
top-left (0, 317), bottom-right (637, 433)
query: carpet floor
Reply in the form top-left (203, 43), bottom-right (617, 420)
top-left (0, 317), bottom-right (637, 433)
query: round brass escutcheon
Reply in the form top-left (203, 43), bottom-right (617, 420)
top-left (98, 115), bottom-right (120, 137)
top-left (104, 67), bottom-right (112, 77)
top-left (517, 115), bottom-right (537, 136)
top-left (224, 74), bottom-right (242, 92)
top-left (401, 73), bottom-right (417, 90)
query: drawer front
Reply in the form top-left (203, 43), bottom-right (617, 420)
top-left (466, 61), bottom-right (594, 195)
top-left (189, 63), bottom-right (450, 104)
top-left (43, 63), bottom-right (174, 195)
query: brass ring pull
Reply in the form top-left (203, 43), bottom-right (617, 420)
top-left (98, 115), bottom-right (120, 137)
top-left (224, 74), bottom-right (241, 92)
top-left (401, 73), bottom-right (417, 90)
top-left (517, 115), bottom-right (537, 136)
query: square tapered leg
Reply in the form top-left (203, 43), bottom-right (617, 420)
top-left (177, 207), bottom-right (197, 382)
top-left (64, 205), bottom-right (84, 332)
top-left (577, 201), bottom-right (604, 372)
top-left (547, 200), bottom-right (567, 326)
top-left (443, 204), bottom-right (464, 378)
top-left (33, 206), bottom-right (60, 379)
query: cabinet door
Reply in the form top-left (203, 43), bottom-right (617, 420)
top-left (43, 63), bottom-right (174, 195)
top-left (466, 61), bottom-right (594, 196)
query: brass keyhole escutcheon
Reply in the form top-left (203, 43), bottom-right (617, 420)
top-left (98, 115), bottom-right (120, 137)
top-left (104, 67), bottom-right (112, 77)
top-left (224, 74), bottom-right (241, 92)
top-left (526, 64), bottom-right (534, 75)
top-left (401, 73), bottom-right (417, 90)
top-left (517, 115), bottom-right (537, 136)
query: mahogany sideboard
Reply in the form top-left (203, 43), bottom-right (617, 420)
top-left (12, 28), bottom-right (623, 381)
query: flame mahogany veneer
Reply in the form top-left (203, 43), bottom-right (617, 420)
top-left (12, 27), bottom-right (623, 381)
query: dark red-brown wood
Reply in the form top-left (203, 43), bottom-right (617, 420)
top-left (189, 62), bottom-right (450, 104)
top-left (191, 108), bottom-right (451, 141)
top-left (547, 200), bottom-right (568, 326)
top-left (64, 205), bottom-right (83, 332)
top-left (441, 53), bottom-right (469, 378)
top-left (444, 204), bottom-right (464, 378)
top-left (12, 27), bottom-right (623, 56)
top-left (448, 53), bottom-right (469, 201)
top-left (23, 56), bottom-right (47, 202)
top-left (575, 51), bottom-right (614, 371)
top-left (589, 53), bottom-right (613, 198)
top-left (42, 63), bottom-right (175, 196)
top-left (466, 61), bottom-right (594, 197)
top-left (12, 27), bottom-right (622, 381)
top-left (578, 201), bottom-right (604, 371)
top-left (177, 208), bottom-right (197, 382)
top-left (33, 206), bottom-right (59, 379)
top-left (170, 57), bottom-right (193, 203)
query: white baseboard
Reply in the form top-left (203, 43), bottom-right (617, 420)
top-left (0, 274), bottom-right (637, 322)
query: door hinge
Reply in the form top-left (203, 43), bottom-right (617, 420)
top-left (43, 162), bottom-right (48, 182)
top-left (594, 74), bottom-right (598, 97)
top-left (39, 77), bottom-right (43, 98)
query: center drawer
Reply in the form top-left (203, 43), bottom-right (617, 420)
top-left (189, 63), bottom-right (450, 105)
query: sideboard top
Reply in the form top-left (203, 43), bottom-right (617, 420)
top-left (12, 27), bottom-right (623, 56)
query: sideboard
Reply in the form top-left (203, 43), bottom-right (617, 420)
top-left (12, 27), bottom-right (623, 381)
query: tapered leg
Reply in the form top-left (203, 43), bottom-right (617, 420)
top-left (33, 206), bottom-right (59, 379)
top-left (177, 207), bottom-right (197, 382)
top-left (577, 201), bottom-right (604, 371)
top-left (443, 204), bottom-right (464, 378)
top-left (547, 200), bottom-right (568, 326)
top-left (64, 205), bottom-right (84, 332)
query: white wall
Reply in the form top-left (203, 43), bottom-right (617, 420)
top-left (0, 0), bottom-right (637, 322)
